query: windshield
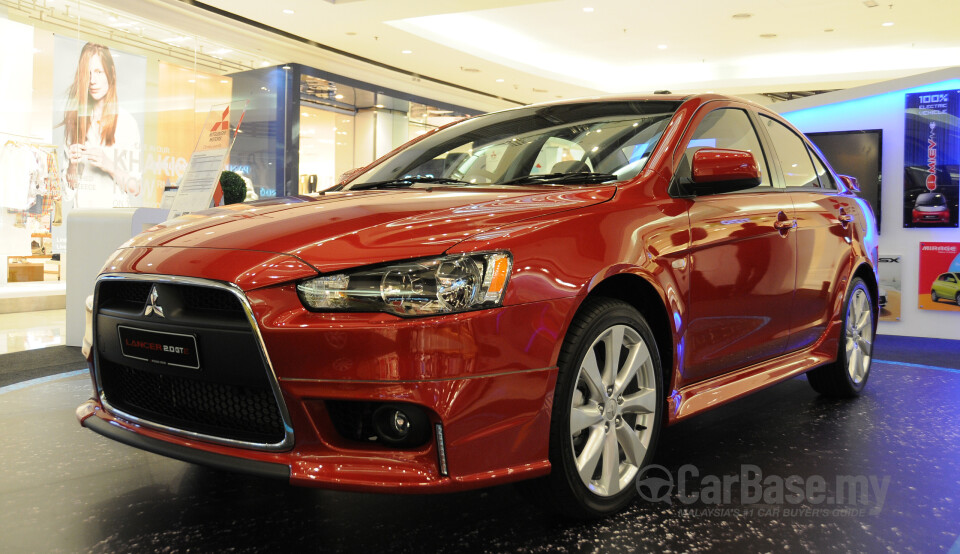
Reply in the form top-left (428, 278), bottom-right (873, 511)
top-left (916, 193), bottom-right (946, 207)
top-left (343, 100), bottom-right (681, 189)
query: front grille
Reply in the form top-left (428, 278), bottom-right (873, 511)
top-left (100, 361), bottom-right (285, 444)
top-left (95, 276), bottom-right (289, 448)
top-left (97, 280), bottom-right (247, 323)
top-left (99, 281), bottom-right (152, 308)
top-left (180, 286), bottom-right (245, 315)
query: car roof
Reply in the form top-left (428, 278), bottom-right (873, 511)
top-left (513, 92), bottom-right (769, 112)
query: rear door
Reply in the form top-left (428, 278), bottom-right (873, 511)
top-left (680, 105), bottom-right (797, 384)
top-left (756, 114), bottom-right (855, 352)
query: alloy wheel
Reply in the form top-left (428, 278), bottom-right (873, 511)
top-left (569, 324), bottom-right (657, 497)
top-left (845, 288), bottom-right (873, 384)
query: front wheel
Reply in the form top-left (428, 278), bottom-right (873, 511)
top-left (538, 297), bottom-right (664, 518)
top-left (931, 290), bottom-right (939, 302)
top-left (807, 277), bottom-right (875, 398)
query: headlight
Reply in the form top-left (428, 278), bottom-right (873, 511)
top-left (297, 252), bottom-right (512, 316)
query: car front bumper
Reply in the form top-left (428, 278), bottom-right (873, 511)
top-left (80, 269), bottom-right (573, 492)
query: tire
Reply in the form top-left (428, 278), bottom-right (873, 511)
top-left (807, 277), bottom-right (875, 398)
top-left (955, 292), bottom-right (960, 306)
top-left (533, 297), bottom-right (664, 518)
top-left (931, 290), bottom-right (939, 303)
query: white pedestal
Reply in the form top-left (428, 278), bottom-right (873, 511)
top-left (65, 208), bottom-right (170, 346)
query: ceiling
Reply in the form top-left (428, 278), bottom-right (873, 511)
top-left (188, 0), bottom-right (960, 106)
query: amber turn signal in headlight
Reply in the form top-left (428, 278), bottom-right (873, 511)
top-left (297, 252), bottom-right (512, 316)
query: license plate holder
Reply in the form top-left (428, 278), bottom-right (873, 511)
top-left (118, 325), bottom-right (200, 369)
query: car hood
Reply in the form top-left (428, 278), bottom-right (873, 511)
top-left (125, 187), bottom-right (615, 272)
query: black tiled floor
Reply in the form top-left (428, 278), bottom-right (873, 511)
top-left (1, 340), bottom-right (959, 552)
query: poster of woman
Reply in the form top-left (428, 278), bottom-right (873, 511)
top-left (53, 37), bottom-right (145, 209)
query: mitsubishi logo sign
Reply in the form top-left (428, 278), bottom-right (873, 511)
top-left (210, 105), bottom-right (230, 132)
top-left (143, 286), bottom-right (165, 318)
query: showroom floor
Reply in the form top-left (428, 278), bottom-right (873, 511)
top-left (0, 309), bottom-right (65, 355)
top-left (1, 337), bottom-right (959, 552)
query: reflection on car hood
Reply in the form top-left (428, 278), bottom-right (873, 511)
top-left (914, 205), bottom-right (948, 212)
top-left (124, 187), bottom-right (615, 272)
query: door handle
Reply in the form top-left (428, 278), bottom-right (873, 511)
top-left (838, 208), bottom-right (854, 227)
top-left (774, 210), bottom-right (796, 234)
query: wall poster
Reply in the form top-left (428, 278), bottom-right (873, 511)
top-left (918, 242), bottom-right (960, 312)
top-left (878, 254), bottom-right (902, 322)
top-left (903, 90), bottom-right (959, 228)
top-left (53, 35), bottom-right (146, 210)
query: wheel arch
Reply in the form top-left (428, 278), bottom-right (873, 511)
top-left (577, 272), bottom-right (675, 398)
top-left (852, 261), bottom-right (879, 317)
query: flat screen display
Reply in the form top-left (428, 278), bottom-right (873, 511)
top-left (807, 130), bottom-right (883, 231)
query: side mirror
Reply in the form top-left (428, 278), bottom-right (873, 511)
top-left (839, 174), bottom-right (860, 193)
top-left (687, 148), bottom-right (762, 195)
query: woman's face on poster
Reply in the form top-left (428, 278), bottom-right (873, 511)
top-left (88, 53), bottom-right (109, 101)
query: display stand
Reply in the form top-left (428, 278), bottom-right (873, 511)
top-left (168, 101), bottom-right (247, 218)
top-left (64, 207), bottom-right (169, 346)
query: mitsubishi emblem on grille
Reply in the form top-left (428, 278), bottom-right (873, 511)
top-left (143, 285), bottom-right (165, 318)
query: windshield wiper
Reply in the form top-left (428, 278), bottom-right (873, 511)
top-left (497, 172), bottom-right (619, 187)
top-left (346, 176), bottom-right (473, 191)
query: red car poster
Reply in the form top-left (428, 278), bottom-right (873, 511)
top-left (903, 90), bottom-right (959, 228)
top-left (918, 242), bottom-right (960, 312)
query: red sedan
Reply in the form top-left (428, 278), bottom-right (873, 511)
top-left (77, 94), bottom-right (879, 517)
top-left (912, 192), bottom-right (951, 224)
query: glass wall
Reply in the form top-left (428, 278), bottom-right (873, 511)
top-left (0, 0), bottom-right (280, 293)
top-left (0, 0), bottom-right (478, 301)
top-left (298, 107), bottom-right (354, 193)
top-left (293, 69), bottom-right (475, 195)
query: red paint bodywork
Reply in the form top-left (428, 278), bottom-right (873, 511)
top-left (912, 206), bottom-right (950, 224)
top-left (78, 94), bottom-right (879, 492)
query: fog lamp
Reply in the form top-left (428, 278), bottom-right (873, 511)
top-left (372, 404), bottom-right (430, 446)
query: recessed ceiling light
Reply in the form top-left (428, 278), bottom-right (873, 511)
top-left (495, 78), bottom-right (505, 82)
top-left (282, 9), bottom-right (294, 14)
top-left (657, 44), bottom-right (668, 49)
top-left (220, 79), bottom-right (229, 84)
top-left (732, 13), bottom-right (752, 19)
top-left (882, 21), bottom-right (894, 27)
top-left (760, 33), bottom-right (777, 38)
top-left (583, 7), bottom-right (594, 13)
top-left (460, 67), bottom-right (481, 73)
top-left (260, 61), bottom-right (271, 67)
top-left (401, 50), bottom-right (412, 54)
top-left (335, 94), bottom-right (344, 99)
top-left (187, 79), bottom-right (196, 83)
top-left (375, 104), bottom-right (384, 108)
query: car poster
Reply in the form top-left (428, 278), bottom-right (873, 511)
top-left (918, 242), bottom-right (960, 312)
top-left (903, 90), bottom-right (959, 228)
top-left (878, 254), bottom-right (902, 322)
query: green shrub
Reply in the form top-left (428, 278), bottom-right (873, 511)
top-left (220, 170), bottom-right (247, 205)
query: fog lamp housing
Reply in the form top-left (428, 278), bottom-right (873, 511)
top-left (372, 404), bottom-right (431, 446)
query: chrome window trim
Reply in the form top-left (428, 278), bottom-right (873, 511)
top-left (92, 273), bottom-right (295, 452)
